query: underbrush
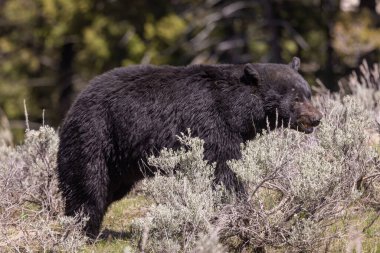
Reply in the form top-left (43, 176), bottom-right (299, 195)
top-left (0, 61), bottom-right (379, 252)
top-left (0, 126), bottom-right (86, 252)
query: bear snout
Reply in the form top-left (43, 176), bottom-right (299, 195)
top-left (293, 101), bottom-right (323, 133)
top-left (307, 104), bottom-right (323, 127)
top-left (309, 112), bottom-right (322, 127)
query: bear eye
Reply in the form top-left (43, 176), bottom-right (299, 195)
top-left (294, 96), bottom-right (301, 102)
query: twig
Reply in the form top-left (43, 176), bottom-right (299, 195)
top-left (139, 223), bottom-right (149, 253)
top-left (249, 161), bottom-right (288, 201)
top-left (266, 196), bottom-right (291, 215)
top-left (23, 99), bottom-right (29, 131)
top-left (362, 173), bottom-right (380, 181)
top-left (362, 212), bottom-right (380, 233)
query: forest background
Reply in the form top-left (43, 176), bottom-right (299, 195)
top-left (0, 0), bottom-right (380, 142)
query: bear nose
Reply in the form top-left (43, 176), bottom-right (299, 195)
top-left (311, 118), bottom-right (320, 126)
top-left (310, 112), bottom-right (322, 126)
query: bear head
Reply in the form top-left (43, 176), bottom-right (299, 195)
top-left (242, 57), bottom-right (322, 133)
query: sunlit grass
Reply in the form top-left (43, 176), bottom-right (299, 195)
top-left (82, 194), bottom-right (150, 253)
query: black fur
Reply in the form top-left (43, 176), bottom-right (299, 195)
top-left (57, 59), bottom-right (322, 237)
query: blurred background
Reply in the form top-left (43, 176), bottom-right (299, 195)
top-left (0, 0), bottom-right (380, 143)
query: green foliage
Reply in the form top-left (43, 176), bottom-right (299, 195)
top-left (0, 0), bottom-right (190, 127)
top-left (156, 14), bottom-right (187, 43)
top-left (334, 10), bottom-right (380, 66)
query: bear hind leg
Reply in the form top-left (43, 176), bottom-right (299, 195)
top-left (60, 159), bottom-right (110, 239)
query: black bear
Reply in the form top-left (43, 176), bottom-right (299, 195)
top-left (57, 57), bottom-right (322, 237)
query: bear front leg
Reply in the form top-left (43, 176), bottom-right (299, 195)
top-left (64, 194), bottom-right (106, 238)
top-left (214, 161), bottom-right (245, 195)
top-left (203, 135), bottom-right (246, 196)
top-left (82, 201), bottom-right (107, 238)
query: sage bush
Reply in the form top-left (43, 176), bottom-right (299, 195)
top-left (0, 126), bottom-right (86, 252)
top-left (219, 96), bottom-right (378, 251)
top-left (132, 132), bottom-right (227, 252)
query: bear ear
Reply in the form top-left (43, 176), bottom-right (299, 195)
top-left (289, 57), bottom-right (301, 71)
top-left (241, 64), bottom-right (260, 86)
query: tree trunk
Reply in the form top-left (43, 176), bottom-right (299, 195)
top-left (359, 0), bottom-right (376, 10)
top-left (359, 0), bottom-right (380, 27)
top-left (321, 0), bottom-right (339, 91)
top-left (263, 0), bottom-right (283, 63)
top-left (57, 42), bottom-right (75, 124)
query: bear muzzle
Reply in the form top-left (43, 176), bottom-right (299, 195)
top-left (295, 103), bottom-right (323, 134)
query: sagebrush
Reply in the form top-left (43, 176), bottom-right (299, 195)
top-left (0, 126), bottom-right (86, 252)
